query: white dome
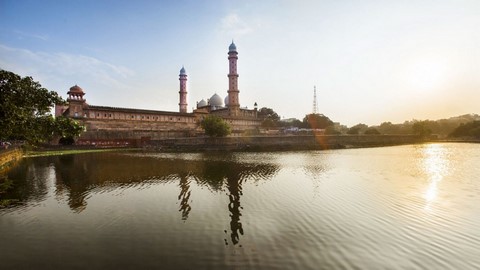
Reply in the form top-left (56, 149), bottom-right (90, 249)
top-left (197, 99), bottom-right (207, 108)
top-left (209, 93), bottom-right (223, 107)
top-left (224, 95), bottom-right (229, 106)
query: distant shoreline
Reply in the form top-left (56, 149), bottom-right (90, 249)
top-left (1, 137), bottom-right (478, 168)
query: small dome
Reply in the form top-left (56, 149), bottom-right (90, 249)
top-left (209, 93), bottom-right (223, 107)
top-left (229, 41), bottom-right (237, 52)
top-left (224, 95), bottom-right (229, 106)
top-left (69, 85), bottom-right (84, 93)
top-left (179, 66), bottom-right (186, 75)
top-left (197, 99), bottom-right (207, 108)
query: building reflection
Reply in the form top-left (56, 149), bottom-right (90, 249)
top-left (302, 152), bottom-right (329, 180)
top-left (5, 151), bottom-right (278, 246)
top-left (189, 155), bottom-right (279, 245)
top-left (54, 154), bottom-right (90, 212)
top-left (177, 175), bottom-right (192, 220)
top-left (226, 172), bottom-right (244, 245)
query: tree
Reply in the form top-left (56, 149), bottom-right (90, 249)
top-left (378, 122), bottom-right (398, 134)
top-left (412, 121), bottom-right (432, 137)
top-left (201, 115), bottom-right (231, 137)
top-left (364, 127), bottom-right (381, 135)
top-left (0, 70), bottom-right (83, 145)
top-left (448, 121), bottom-right (480, 138)
top-left (54, 116), bottom-right (84, 143)
top-left (303, 114), bottom-right (334, 129)
top-left (324, 125), bottom-right (341, 135)
top-left (347, 123), bottom-right (368, 135)
top-left (258, 107), bottom-right (280, 128)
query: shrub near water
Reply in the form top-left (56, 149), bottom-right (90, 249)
top-left (200, 115), bottom-right (231, 137)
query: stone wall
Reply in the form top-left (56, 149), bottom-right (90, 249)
top-left (77, 118), bottom-right (200, 145)
top-left (75, 117), bottom-right (262, 146)
top-left (145, 134), bottom-right (424, 151)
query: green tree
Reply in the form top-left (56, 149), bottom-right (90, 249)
top-left (201, 115), bottom-right (231, 137)
top-left (412, 121), bottom-right (432, 137)
top-left (258, 107), bottom-right (280, 128)
top-left (347, 123), bottom-right (368, 135)
top-left (448, 121), bottom-right (480, 138)
top-left (54, 116), bottom-right (84, 143)
top-left (324, 125), bottom-right (341, 135)
top-left (364, 127), bottom-right (381, 135)
top-left (0, 70), bottom-right (83, 145)
top-left (303, 114), bottom-right (334, 129)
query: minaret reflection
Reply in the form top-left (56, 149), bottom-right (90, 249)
top-left (178, 175), bottom-right (192, 220)
top-left (226, 173), bottom-right (243, 245)
top-left (176, 155), bottom-right (279, 246)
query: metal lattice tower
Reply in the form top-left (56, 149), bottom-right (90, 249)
top-left (312, 85), bottom-right (319, 114)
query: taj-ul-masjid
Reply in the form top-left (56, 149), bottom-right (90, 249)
top-left (55, 41), bottom-right (261, 145)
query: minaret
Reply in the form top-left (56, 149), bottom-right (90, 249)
top-left (227, 41), bottom-right (240, 116)
top-left (179, 66), bottom-right (188, 113)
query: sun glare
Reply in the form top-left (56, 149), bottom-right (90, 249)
top-left (406, 57), bottom-right (449, 93)
top-left (422, 144), bottom-right (450, 211)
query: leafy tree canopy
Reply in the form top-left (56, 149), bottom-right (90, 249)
top-left (324, 126), bottom-right (342, 135)
top-left (347, 123), bottom-right (368, 135)
top-left (303, 114), bottom-right (334, 129)
top-left (200, 115), bottom-right (231, 137)
top-left (448, 120), bottom-right (480, 138)
top-left (54, 116), bottom-right (85, 141)
top-left (364, 127), bottom-right (381, 135)
top-left (412, 121), bottom-right (432, 137)
top-left (0, 69), bottom-right (83, 145)
top-left (258, 107), bottom-right (281, 128)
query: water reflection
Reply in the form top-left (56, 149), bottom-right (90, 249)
top-left (226, 170), bottom-right (244, 245)
top-left (191, 158), bottom-right (275, 245)
top-left (4, 152), bottom-right (279, 245)
top-left (2, 144), bottom-right (480, 269)
top-left (0, 158), bottom-right (53, 208)
top-left (421, 144), bottom-right (450, 210)
top-left (178, 175), bottom-right (192, 220)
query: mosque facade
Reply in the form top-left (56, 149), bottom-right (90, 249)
top-left (55, 42), bottom-right (261, 145)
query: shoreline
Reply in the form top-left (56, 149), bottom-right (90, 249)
top-left (1, 137), bottom-right (478, 167)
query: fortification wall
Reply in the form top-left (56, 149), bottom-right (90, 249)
top-left (76, 117), bottom-right (261, 146)
top-left (77, 119), bottom-right (199, 146)
top-left (145, 135), bottom-right (424, 151)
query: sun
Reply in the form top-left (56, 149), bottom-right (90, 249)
top-left (406, 56), bottom-right (449, 93)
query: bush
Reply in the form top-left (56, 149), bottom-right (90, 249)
top-left (200, 115), bottom-right (231, 137)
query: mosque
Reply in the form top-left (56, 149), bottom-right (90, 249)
top-left (55, 42), bottom-right (262, 145)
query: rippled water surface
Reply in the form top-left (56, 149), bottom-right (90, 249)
top-left (1, 143), bottom-right (479, 269)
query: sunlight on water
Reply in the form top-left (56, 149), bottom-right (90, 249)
top-left (422, 144), bottom-right (450, 210)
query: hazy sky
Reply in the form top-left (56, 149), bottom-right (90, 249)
top-left (1, 0), bottom-right (479, 126)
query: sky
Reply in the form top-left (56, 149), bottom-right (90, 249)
top-left (1, 0), bottom-right (479, 126)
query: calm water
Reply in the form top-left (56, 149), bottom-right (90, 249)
top-left (1, 143), bottom-right (479, 269)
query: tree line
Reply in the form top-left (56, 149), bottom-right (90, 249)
top-left (257, 106), bottom-right (480, 139)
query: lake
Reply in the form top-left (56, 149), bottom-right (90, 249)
top-left (1, 143), bottom-right (479, 269)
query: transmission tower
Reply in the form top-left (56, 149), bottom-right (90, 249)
top-left (312, 85), bottom-right (319, 114)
